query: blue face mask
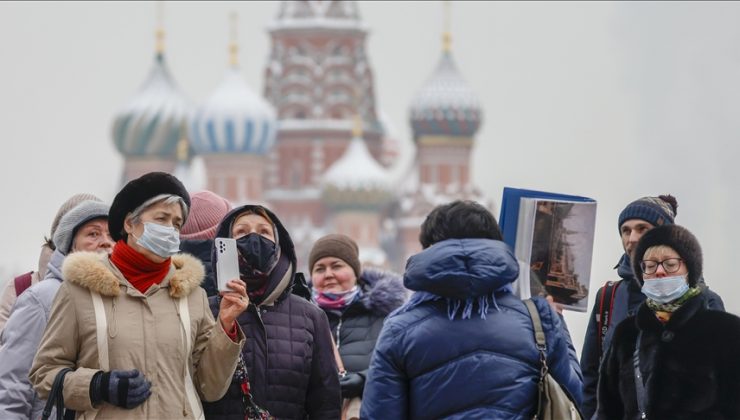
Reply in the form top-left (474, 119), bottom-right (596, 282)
top-left (133, 222), bottom-right (180, 258)
top-left (641, 275), bottom-right (689, 303)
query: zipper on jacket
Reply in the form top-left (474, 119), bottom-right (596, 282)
top-left (336, 317), bottom-right (343, 349)
top-left (250, 304), bottom-right (269, 398)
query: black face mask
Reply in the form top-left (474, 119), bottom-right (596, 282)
top-left (236, 233), bottom-right (280, 287)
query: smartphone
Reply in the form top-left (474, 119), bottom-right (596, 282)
top-left (214, 238), bottom-right (240, 293)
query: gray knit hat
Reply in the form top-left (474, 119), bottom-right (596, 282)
top-left (46, 193), bottom-right (102, 249)
top-left (52, 200), bottom-right (110, 255)
top-left (308, 234), bottom-right (361, 278)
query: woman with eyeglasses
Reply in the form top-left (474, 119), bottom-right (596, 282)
top-left (596, 224), bottom-right (740, 419)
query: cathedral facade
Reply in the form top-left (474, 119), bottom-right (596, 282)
top-left (111, 1), bottom-right (487, 271)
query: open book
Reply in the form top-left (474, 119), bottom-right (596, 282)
top-left (499, 187), bottom-right (597, 312)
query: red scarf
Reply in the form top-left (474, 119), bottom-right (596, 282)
top-left (110, 240), bottom-right (171, 294)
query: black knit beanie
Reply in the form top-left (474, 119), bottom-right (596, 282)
top-left (109, 172), bottom-right (190, 241)
top-left (631, 224), bottom-right (702, 287)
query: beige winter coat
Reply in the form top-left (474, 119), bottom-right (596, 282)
top-left (29, 252), bottom-right (244, 419)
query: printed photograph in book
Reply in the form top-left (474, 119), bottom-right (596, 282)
top-left (528, 200), bottom-right (596, 312)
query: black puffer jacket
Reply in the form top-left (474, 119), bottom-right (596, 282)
top-left (320, 268), bottom-right (407, 399)
top-left (202, 205), bottom-right (341, 420)
top-left (597, 293), bottom-right (740, 419)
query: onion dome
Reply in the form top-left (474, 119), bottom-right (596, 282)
top-left (190, 68), bottom-right (277, 155)
top-left (112, 53), bottom-right (191, 159)
top-left (190, 14), bottom-right (277, 156)
top-left (273, 1), bottom-right (361, 28)
top-left (409, 48), bottom-right (481, 139)
top-left (322, 118), bottom-right (391, 208)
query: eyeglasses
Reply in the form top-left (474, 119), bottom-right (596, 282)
top-left (639, 258), bottom-right (683, 275)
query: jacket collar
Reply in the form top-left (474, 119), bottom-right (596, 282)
top-left (44, 248), bottom-right (66, 282)
top-left (62, 251), bottom-right (205, 298)
top-left (357, 267), bottom-right (407, 316)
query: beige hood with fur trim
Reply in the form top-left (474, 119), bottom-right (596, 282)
top-left (30, 252), bottom-right (244, 419)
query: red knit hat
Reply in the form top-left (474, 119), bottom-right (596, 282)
top-left (180, 190), bottom-right (232, 240)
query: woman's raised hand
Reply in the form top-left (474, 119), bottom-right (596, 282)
top-left (219, 279), bottom-right (249, 331)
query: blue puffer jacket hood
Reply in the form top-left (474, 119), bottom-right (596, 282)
top-left (404, 238), bottom-right (519, 300)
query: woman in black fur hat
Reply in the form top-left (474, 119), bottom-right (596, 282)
top-left (29, 172), bottom-right (248, 419)
top-left (596, 224), bottom-right (740, 419)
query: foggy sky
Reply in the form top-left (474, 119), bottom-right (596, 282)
top-left (1, 1), bottom-right (739, 353)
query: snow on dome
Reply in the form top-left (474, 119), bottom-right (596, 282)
top-left (190, 68), bottom-right (277, 155)
top-left (323, 136), bottom-right (389, 192)
top-left (270, 1), bottom-right (364, 31)
top-left (409, 51), bottom-right (482, 139)
top-left (112, 54), bottom-right (192, 159)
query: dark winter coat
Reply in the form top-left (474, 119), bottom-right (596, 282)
top-left (596, 293), bottom-right (740, 420)
top-left (361, 239), bottom-right (583, 420)
top-left (202, 205), bottom-right (341, 420)
top-left (580, 254), bottom-right (725, 419)
top-left (180, 238), bottom-right (217, 297)
top-left (321, 268), bottom-right (407, 399)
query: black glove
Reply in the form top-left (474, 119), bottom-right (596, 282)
top-left (339, 372), bottom-right (365, 399)
top-left (90, 369), bottom-right (151, 409)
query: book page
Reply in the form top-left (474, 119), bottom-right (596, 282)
top-left (525, 199), bottom-right (597, 312)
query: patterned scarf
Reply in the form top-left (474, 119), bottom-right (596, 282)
top-left (646, 286), bottom-right (702, 317)
top-left (311, 285), bottom-right (362, 311)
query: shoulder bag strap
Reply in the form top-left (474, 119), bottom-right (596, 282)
top-left (178, 297), bottom-right (205, 420)
top-left (633, 332), bottom-right (648, 419)
top-left (41, 367), bottom-right (72, 420)
top-left (89, 291), bottom-right (109, 371)
top-left (524, 299), bottom-right (548, 370)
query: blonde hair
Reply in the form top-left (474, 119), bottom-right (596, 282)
top-left (642, 244), bottom-right (679, 261)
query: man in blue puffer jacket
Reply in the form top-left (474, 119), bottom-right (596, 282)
top-left (361, 200), bottom-right (583, 420)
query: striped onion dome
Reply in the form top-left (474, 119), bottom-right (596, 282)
top-left (190, 68), bottom-right (277, 155)
top-left (112, 54), bottom-right (191, 158)
top-left (322, 135), bottom-right (391, 208)
top-left (409, 51), bottom-right (481, 139)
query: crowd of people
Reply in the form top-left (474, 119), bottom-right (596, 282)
top-left (0, 171), bottom-right (737, 420)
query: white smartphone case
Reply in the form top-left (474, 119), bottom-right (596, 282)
top-left (214, 238), bottom-right (240, 292)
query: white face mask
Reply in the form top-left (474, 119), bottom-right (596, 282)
top-left (641, 275), bottom-right (689, 303)
top-left (133, 222), bottom-right (180, 258)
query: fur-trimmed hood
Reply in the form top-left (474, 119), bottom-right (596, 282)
top-left (358, 267), bottom-right (408, 317)
top-left (62, 251), bottom-right (205, 298)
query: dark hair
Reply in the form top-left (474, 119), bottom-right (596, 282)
top-left (419, 200), bottom-right (503, 249)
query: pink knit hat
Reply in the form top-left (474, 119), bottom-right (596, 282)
top-left (180, 190), bottom-right (232, 240)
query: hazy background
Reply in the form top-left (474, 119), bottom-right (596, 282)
top-left (1, 1), bottom-right (738, 353)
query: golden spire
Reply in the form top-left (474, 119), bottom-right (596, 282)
top-left (229, 12), bottom-right (239, 67)
top-left (352, 87), bottom-right (363, 138)
top-left (155, 1), bottom-right (165, 54)
top-left (442, 0), bottom-right (452, 53)
top-left (176, 133), bottom-right (189, 162)
top-left (352, 113), bottom-right (363, 138)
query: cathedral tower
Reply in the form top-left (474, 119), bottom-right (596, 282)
top-left (263, 0), bottom-right (383, 229)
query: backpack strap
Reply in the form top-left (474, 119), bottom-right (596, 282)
top-left (14, 271), bottom-right (34, 296)
top-left (596, 280), bottom-right (622, 357)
